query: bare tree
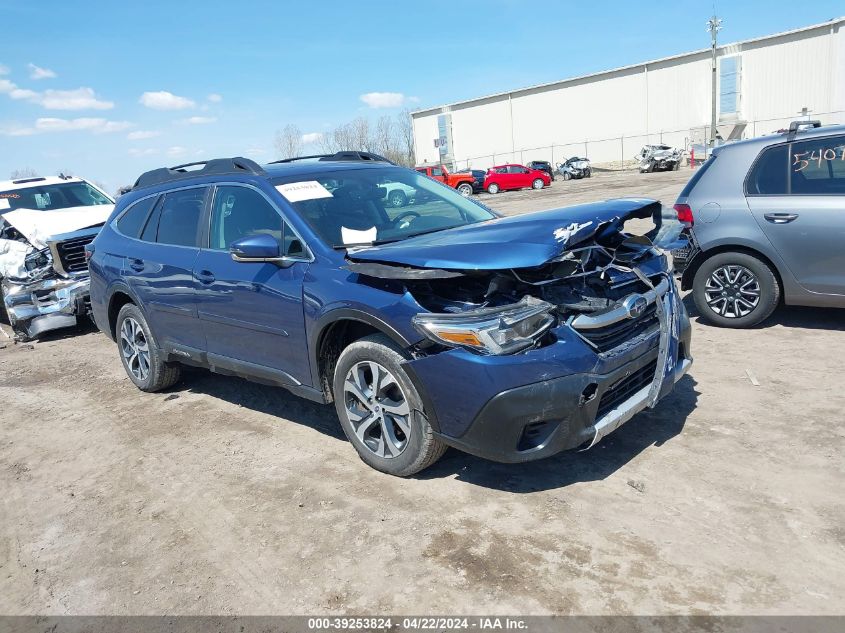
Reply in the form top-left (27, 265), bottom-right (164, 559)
top-left (274, 124), bottom-right (304, 159)
top-left (349, 117), bottom-right (371, 152)
top-left (9, 167), bottom-right (39, 179)
top-left (396, 109), bottom-right (415, 167)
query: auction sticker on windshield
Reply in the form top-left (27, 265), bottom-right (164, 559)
top-left (276, 181), bottom-right (333, 203)
top-left (0, 199), bottom-right (10, 210)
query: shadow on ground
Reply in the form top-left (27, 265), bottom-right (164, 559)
top-left (175, 363), bottom-right (700, 492)
top-left (683, 294), bottom-right (845, 332)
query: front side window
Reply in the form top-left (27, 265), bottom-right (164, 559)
top-left (273, 167), bottom-right (497, 247)
top-left (0, 180), bottom-right (113, 211)
top-left (431, 167), bottom-right (443, 177)
top-left (209, 185), bottom-right (304, 257)
top-left (790, 136), bottom-right (845, 195)
top-left (154, 187), bottom-right (207, 247)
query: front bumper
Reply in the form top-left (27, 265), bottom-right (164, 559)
top-left (436, 348), bottom-right (691, 463)
top-left (2, 275), bottom-right (90, 339)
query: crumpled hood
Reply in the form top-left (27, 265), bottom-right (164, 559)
top-left (0, 204), bottom-right (113, 249)
top-left (347, 198), bottom-right (661, 270)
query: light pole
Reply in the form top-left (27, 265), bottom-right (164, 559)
top-left (707, 15), bottom-right (722, 149)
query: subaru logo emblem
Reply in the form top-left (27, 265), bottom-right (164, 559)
top-left (623, 295), bottom-right (648, 319)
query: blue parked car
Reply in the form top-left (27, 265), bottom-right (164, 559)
top-left (87, 155), bottom-right (692, 476)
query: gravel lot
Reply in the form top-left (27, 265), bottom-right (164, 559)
top-left (1, 168), bottom-right (843, 615)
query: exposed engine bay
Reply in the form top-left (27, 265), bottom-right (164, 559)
top-left (345, 199), bottom-right (686, 357)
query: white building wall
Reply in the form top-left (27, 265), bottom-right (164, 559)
top-left (412, 19), bottom-right (844, 169)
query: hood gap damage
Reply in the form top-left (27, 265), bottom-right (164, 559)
top-left (343, 199), bottom-right (681, 357)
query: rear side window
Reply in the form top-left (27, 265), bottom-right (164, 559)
top-left (116, 195), bottom-right (158, 238)
top-left (745, 144), bottom-right (788, 195)
top-left (790, 136), bottom-right (845, 195)
top-left (149, 187), bottom-right (207, 247)
top-left (679, 154), bottom-right (716, 197)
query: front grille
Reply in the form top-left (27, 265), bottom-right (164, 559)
top-left (576, 304), bottom-right (659, 353)
top-left (596, 360), bottom-right (657, 420)
top-left (55, 235), bottom-right (94, 275)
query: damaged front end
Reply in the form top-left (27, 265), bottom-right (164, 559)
top-left (344, 199), bottom-right (692, 460)
top-left (1, 222), bottom-right (100, 340)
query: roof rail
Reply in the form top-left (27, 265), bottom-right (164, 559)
top-left (786, 119), bottom-right (822, 141)
top-left (132, 157), bottom-right (266, 190)
top-left (268, 151), bottom-right (395, 165)
top-left (11, 177), bottom-right (46, 185)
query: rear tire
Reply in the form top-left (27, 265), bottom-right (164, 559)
top-left (692, 252), bottom-right (780, 328)
top-left (333, 334), bottom-right (446, 477)
top-left (486, 183), bottom-right (500, 194)
top-left (456, 183), bottom-right (473, 197)
top-left (562, 172), bottom-right (571, 181)
top-left (116, 303), bottom-right (181, 391)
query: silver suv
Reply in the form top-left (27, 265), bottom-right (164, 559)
top-left (674, 121), bottom-right (845, 327)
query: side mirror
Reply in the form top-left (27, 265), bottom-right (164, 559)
top-left (230, 233), bottom-right (291, 266)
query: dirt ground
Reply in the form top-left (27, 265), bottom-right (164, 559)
top-left (1, 169), bottom-right (843, 616)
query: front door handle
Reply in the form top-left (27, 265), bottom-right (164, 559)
top-left (195, 270), bottom-right (216, 284)
top-left (764, 213), bottom-right (799, 224)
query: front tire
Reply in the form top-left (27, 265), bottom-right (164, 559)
top-left (116, 303), bottom-right (181, 391)
top-left (456, 183), bottom-right (473, 197)
top-left (532, 178), bottom-right (544, 189)
top-left (562, 172), bottom-right (571, 181)
top-left (692, 252), bottom-right (780, 328)
top-left (387, 190), bottom-right (407, 208)
top-left (486, 182), bottom-right (500, 194)
top-left (333, 334), bottom-right (446, 476)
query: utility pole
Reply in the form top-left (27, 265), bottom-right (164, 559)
top-left (707, 15), bottom-right (722, 148)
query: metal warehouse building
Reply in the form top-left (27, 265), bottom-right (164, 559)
top-left (411, 17), bottom-right (845, 170)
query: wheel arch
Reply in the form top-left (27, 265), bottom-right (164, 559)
top-left (106, 284), bottom-right (142, 341)
top-left (310, 309), bottom-right (417, 403)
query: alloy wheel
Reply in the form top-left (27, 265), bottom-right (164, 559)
top-left (343, 361), bottom-right (411, 459)
top-left (120, 316), bottom-right (151, 381)
top-left (704, 265), bottom-right (761, 318)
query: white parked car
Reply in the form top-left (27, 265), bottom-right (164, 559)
top-left (378, 181), bottom-right (417, 208)
top-left (0, 175), bottom-right (114, 339)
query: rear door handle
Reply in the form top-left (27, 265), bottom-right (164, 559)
top-left (129, 258), bottom-right (145, 272)
top-left (764, 213), bottom-right (799, 224)
top-left (195, 270), bottom-right (215, 284)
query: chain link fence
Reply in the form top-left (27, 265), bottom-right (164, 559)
top-left (449, 110), bottom-right (845, 172)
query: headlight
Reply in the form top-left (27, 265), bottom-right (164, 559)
top-left (413, 296), bottom-right (555, 355)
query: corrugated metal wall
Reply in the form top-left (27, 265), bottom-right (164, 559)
top-left (412, 20), bottom-right (844, 169)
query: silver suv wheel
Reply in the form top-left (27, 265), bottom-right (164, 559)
top-left (704, 264), bottom-right (761, 318)
top-left (120, 316), bottom-right (151, 381)
top-left (343, 360), bottom-right (411, 459)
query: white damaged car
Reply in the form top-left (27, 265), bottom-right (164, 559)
top-left (0, 175), bottom-right (113, 340)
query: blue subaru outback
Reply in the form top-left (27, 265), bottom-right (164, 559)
top-left (88, 155), bottom-right (692, 476)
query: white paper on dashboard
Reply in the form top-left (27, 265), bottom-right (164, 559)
top-left (0, 199), bottom-right (10, 210)
top-left (341, 226), bottom-right (377, 245)
top-left (275, 181), bottom-right (333, 203)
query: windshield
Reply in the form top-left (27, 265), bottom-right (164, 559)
top-left (0, 181), bottom-right (113, 212)
top-left (272, 167), bottom-right (497, 247)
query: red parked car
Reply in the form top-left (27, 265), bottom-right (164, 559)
top-left (483, 164), bottom-right (551, 194)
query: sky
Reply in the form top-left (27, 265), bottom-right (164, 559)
top-left (1, 0), bottom-right (843, 193)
